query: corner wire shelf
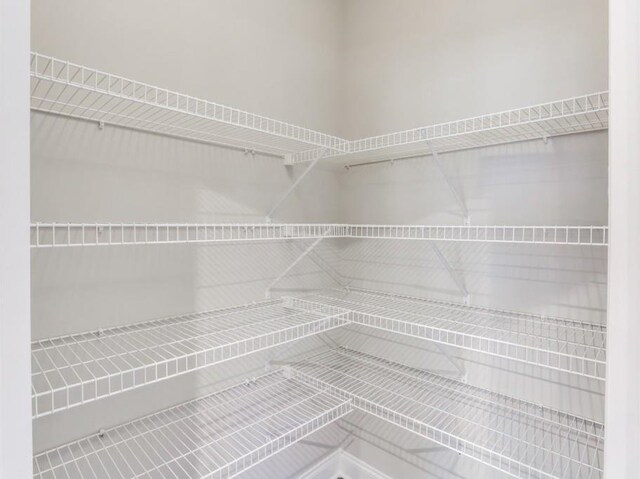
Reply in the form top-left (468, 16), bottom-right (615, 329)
top-left (346, 224), bottom-right (608, 246)
top-left (32, 297), bottom-right (349, 418)
top-left (30, 223), bottom-right (608, 248)
top-left (30, 52), bottom-right (350, 158)
top-left (33, 370), bottom-right (353, 479)
top-left (30, 223), bottom-right (347, 248)
top-left (289, 91), bottom-right (609, 165)
top-left (289, 289), bottom-right (606, 380)
top-left (292, 348), bottom-right (604, 479)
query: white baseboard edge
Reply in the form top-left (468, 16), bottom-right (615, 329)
top-left (299, 449), bottom-right (392, 479)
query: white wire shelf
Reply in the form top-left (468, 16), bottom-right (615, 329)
top-left (30, 223), bottom-right (608, 247)
top-left (290, 289), bottom-right (606, 380)
top-left (292, 348), bottom-right (604, 479)
top-left (30, 52), bottom-right (349, 157)
top-left (30, 223), bottom-right (347, 248)
top-left (33, 370), bottom-right (352, 479)
top-left (289, 92), bottom-right (609, 165)
top-left (32, 298), bottom-right (349, 418)
top-left (29, 55), bottom-right (607, 165)
top-left (346, 224), bottom-right (608, 246)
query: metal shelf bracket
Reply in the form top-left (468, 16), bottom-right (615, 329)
top-left (266, 148), bottom-right (329, 222)
top-left (430, 243), bottom-right (470, 304)
top-left (434, 343), bottom-right (467, 382)
top-left (292, 242), bottom-right (344, 288)
top-left (427, 142), bottom-right (470, 224)
top-left (265, 231), bottom-right (329, 298)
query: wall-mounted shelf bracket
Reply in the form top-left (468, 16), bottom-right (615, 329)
top-left (430, 243), bottom-right (470, 304)
top-left (434, 343), bottom-right (467, 382)
top-left (98, 120), bottom-right (105, 130)
top-left (292, 241), bottom-right (345, 288)
top-left (266, 148), bottom-right (329, 222)
top-left (427, 142), bottom-right (470, 225)
top-left (265, 300), bottom-right (343, 370)
top-left (265, 233), bottom-right (327, 298)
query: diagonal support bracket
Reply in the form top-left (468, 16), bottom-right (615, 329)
top-left (266, 148), bottom-right (329, 222)
top-left (434, 343), bottom-right (467, 382)
top-left (427, 142), bottom-right (470, 225)
top-left (265, 231), bottom-right (329, 298)
top-left (292, 242), bottom-right (345, 288)
top-left (430, 243), bottom-right (470, 304)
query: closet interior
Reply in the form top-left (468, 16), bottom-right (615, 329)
top-left (29, 2), bottom-right (609, 478)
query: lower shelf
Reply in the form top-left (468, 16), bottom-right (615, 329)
top-left (292, 348), bottom-right (604, 479)
top-left (33, 370), bottom-right (352, 479)
top-left (32, 298), bottom-right (348, 418)
top-left (291, 289), bottom-right (607, 380)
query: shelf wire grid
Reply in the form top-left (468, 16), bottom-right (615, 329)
top-left (292, 348), bottom-right (604, 479)
top-left (30, 223), bottom-right (608, 248)
top-left (30, 223), bottom-right (347, 248)
top-left (30, 52), bottom-right (349, 157)
top-left (346, 224), bottom-right (608, 246)
top-left (29, 54), bottom-right (607, 165)
top-left (289, 289), bottom-right (606, 380)
top-left (289, 92), bottom-right (609, 165)
top-left (31, 298), bottom-right (349, 418)
top-left (33, 370), bottom-right (353, 479)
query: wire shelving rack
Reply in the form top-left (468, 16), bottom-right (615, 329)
top-left (30, 223), bottom-right (347, 248)
top-left (289, 92), bottom-right (609, 166)
top-left (30, 54), bottom-right (608, 168)
top-left (32, 298), bottom-right (349, 418)
top-left (30, 53), bottom-right (349, 158)
top-left (290, 290), bottom-right (607, 380)
top-left (33, 370), bottom-right (352, 479)
top-left (292, 348), bottom-right (604, 479)
top-left (30, 223), bottom-right (608, 248)
top-left (29, 51), bottom-right (609, 479)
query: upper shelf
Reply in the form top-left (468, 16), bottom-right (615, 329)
top-left (290, 91), bottom-right (609, 166)
top-left (30, 52), bottom-right (349, 157)
top-left (31, 53), bottom-right (607, 164)
top-left (31, 223), bottom-right (608, 247)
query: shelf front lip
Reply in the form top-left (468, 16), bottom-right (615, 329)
top-left (30, 52), bottom-right (350, 156)
top-left (31, 299), bottom-right (350, 419)
top-left (291, 349), bottom-right (604, 479)
top-left (30, 223), bottom-right (609, 247)
top-left (33, 370), bottom-right (353, 479)
top-left (290, 293), bottom-right (607, 380)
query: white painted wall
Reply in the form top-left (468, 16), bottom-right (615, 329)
top-left (1, 0), bottom-right (32, 477)
top-left (340, 0), bottom-right (607, 138)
